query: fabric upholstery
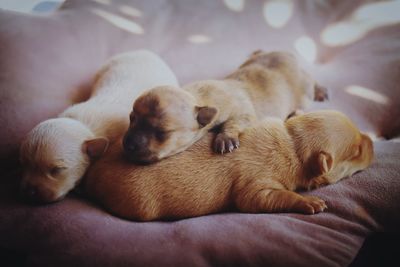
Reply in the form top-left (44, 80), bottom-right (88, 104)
top-left (0, 141), bottom-right (399, 267)
top-left (1, 0), bottom-right (399, 166)
top-left (0, 1), bottom-right (399, 266)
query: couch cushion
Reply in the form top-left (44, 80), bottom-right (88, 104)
top-left (1, 0), bottom-right (400, 168)
top-left (0, 140), bottom-right (399, 267)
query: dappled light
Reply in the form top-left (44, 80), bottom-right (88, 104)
top-left (263, 0), bottom-right (293, 28)
top-left (321, 0), bottom-right (400, 46)
top-left (187, 34), bottom-right (212, 44)
top-left (345, 85), bottom-right (389, 105)
top-left (91, 0), bottom-right (111, 5)
top-left (119, 5), bottom-right (142, 18)
top-left (91, 8), bottom-right (144, 34)
top-left (223, 0), bottom-right (245, 12)
top-left (294, 36), bottom-right (317, 63)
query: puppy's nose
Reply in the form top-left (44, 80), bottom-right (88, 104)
top-left (123, 134), bottom-right (136, 152)
top-left (22, 184), bottom-right (38, 202)
top-left (123, 132), bottom-right (148, 153)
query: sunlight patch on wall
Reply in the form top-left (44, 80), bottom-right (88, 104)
top-left (91, 8), bottom-right (144, 34)
top-left (92, 0), bottom-right (111, 5)
top-left (345, 85), bottom-right (389, 105)
top-left (119, 5), bottom-right (142, 18)
top-left (263, 0), bottom-right (293, 28)
top-left (321, 0), bottom-right (400, 46)
top-left (223, 0), bottom-right (244, 12)
top-left (187, 35), bottom-right (212, 44)
top-left (294, 36), bottom-right (317, 63)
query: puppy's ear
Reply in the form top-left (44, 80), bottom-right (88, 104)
top-left (309, 151), bottom-right (333, 178)
top-left (318, 151), bottom-right (333, 174)
top-left (196, 106), bottom-right (218, 127)
top-left (349, 134), bottom-right (373, 160)
top-left (82, 137), bottom-right (109, 159)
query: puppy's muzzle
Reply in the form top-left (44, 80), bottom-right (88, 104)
top-left (123, 131), bottom-right (157, 164)
top-left (20, 183), bottom-right (59, 204)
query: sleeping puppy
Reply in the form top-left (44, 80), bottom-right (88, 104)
top-left (19, 50), bottom-right (178, 203)
top-left (85, 110), bottom-right (373, 221)
top-left (123, 51), bottom-right (328, 164)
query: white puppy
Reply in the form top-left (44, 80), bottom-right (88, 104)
top-left (19, 50), bottom-right (178, 203)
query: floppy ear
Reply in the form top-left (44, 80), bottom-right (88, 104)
top-left (196, 106), bottom-right (218, 127)
top-left (349, 144), bottom-right (361, 159)
top-left (310, 151), bottom-right (333, 178)
top-left (82, 137), bottom-right (109, 159)
top-left (349, 133), bottom-right (373, 160)
top-left (318, 151), bottom-right (333, 174)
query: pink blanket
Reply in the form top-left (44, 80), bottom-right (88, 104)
top-left (1, 1), bottom-right (399, 266)
top-left (0, 141), bottom-right (399, 266)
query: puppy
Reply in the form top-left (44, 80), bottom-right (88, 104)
top-left (85, 110), bottom-right (373, 221)
top-left (123, 51), bottom-right (328, 164)
top-left (19, 50), bottom-right (178, 203)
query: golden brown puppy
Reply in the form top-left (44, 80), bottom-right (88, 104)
top-left (85, 110), bottom-right (373, 221)
top-left (123, 51), bottom-right (328, 164)
top-left (19, 50), bottom-right (178, 203)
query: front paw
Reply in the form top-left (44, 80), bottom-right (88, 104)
top-left (213, 133), bottom-right (239, 154)
top-left (308, 176), bottom-right (329, 190)
top-left (295, 196), bottom-right (327, 215)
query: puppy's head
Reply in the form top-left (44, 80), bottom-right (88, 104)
top-left (19, 118), bottom-right (108, 203)
top-left (123, 85), bottom-right (217, 164)
top-left (285, 110), bottom-right (373, 185)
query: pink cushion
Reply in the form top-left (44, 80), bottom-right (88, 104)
top-left (1, 141), bottom-right (399, 266)
top-left (1, 0), bottom-right (399, 166)
top-left (1, 1), bottom-right (400, 266)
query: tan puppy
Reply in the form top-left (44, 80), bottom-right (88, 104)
top-left (86, 110), bottom-right (373, 221)
top-left (19, 50), bottom-right (178, 203)
top-left (123, 51), bottom-right (328, 164)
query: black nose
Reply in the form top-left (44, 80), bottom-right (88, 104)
top-left (123, 131), bottom-right (148, 153)
top-left (26, 185), bottom-right (37, 198)
top-left (123, 134), bottom-right (136, 152)
top-left (21, 184), bottom-right (39, 202)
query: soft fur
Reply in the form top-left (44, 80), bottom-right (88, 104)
top-left (122, 51), bottom-right (328, 164)
top-left (19, 50), bottom-right (178, 203)
top-left (86, 110), bottom-right (373, 221)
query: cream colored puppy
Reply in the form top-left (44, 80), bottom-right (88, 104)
top-left (86, 110), bottom-right (373, 221)
top-left (19, 50), bottom-right (178, 203)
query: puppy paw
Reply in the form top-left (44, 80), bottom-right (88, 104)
top-left (307, 176), bottom-right (329, 190)
top-left (295, 196), bottom-right (327, 215)
top-left (214, 133), bottom-right (239, 154)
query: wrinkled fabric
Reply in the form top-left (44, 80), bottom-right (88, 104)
top-left (1, 1), bottom-right (400, 266)
top-left (1, 0), bottom-right (399, 165)
top-left (0, 141), bottom-right (399, 267)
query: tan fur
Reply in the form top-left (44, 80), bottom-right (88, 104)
top-left (19, 50), bottom-right (178, 203)
top-left (85, 110), bottom-right (373, 221)
top-left (123, 51), bottom-right (328, 163)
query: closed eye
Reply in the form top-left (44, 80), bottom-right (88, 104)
top-left (50, 166), bottom-right (67, 177)
top-left (155, 129), bottom-right (171, 142)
